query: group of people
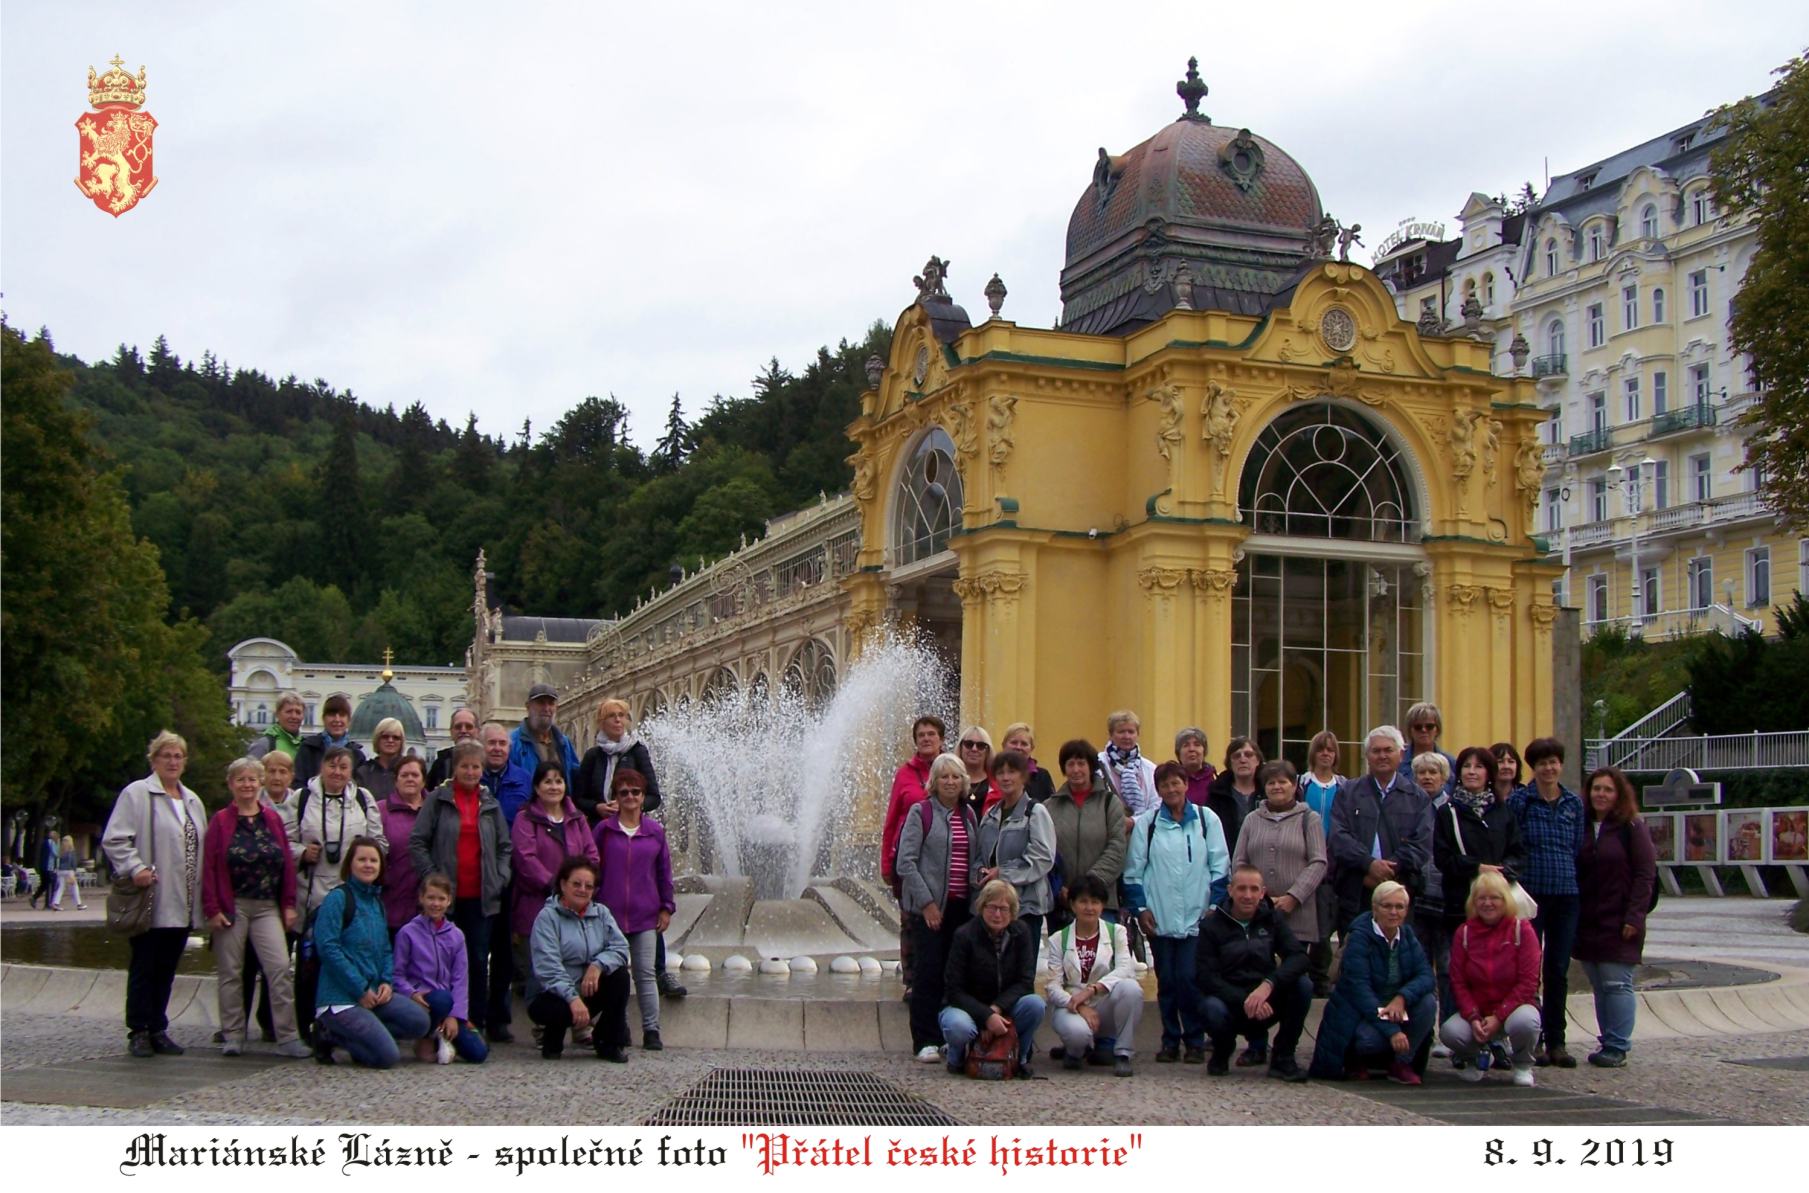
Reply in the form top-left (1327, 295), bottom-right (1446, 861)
top-left (101, 684), bottom-right (684, 1066)
top-left (882, 705), bottom-right (1659, 1083)
top-left (20, 830), bottom-right (88, 911)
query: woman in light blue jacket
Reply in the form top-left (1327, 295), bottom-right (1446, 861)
top-left (1123, 761), bottom-right (1229, 1063)
top-left (527, 856), bottom-right (632, 1062)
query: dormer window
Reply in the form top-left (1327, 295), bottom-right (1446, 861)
top-left (1577, 172), bottom-right (1598, 190)
top-left (1673, 133), bottom-right (1694, 154)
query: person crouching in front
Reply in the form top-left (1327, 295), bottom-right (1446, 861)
top-left (1041, 874), bottom-right (1141, 1077)
top-left (1195, 864), bottom-right (1312, 1081)
top-left (940, 878), bottom-right (1043, 1077)
top-left (392, 873), bottom-right (489, 1065)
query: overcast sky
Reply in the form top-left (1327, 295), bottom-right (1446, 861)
top-left (3, 1), bottom-right (1799, 449)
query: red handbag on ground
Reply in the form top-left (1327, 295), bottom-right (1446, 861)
top-left (964, 1022), bottom-right (1019, 1080)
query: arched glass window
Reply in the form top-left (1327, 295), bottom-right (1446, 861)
top-left (1482, 272), bottom-right (1496, 305)
top-left (1239, 403), bottom-right (1418, 543)
top-left (1546, 319), bottom-right (1565, 357)
top-left (1652, 287), bottom-right (1666, 323)
top-left (700, 667), bottom-right (739, 705)
top-left (782, 639), bottom-right (838, 711)
top-left (1640, 204), bottom-right (1659, 239)
top-left (893, 427), bottom-right (963, 565)
top-left (1544, 238), bottom-right (1558, 276)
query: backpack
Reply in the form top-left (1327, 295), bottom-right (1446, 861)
top-left (1621, 822), bottom-right (1661, 913)
top-left (963, 1021), bottom-right (1019, 1080)
top-left (1144, 804), bottom-right (1210, 854)
top-left (293, 782), bottom-right (373, 827)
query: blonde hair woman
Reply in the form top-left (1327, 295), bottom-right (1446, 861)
top-left (102, 730), bottom-right (209, 1059)
top-left (356, 717), bottom-right (408, 801)
top-left (52, 834), bottom-right (85, 911)
top-left (1441, 870), bottom-right (1542, 1085)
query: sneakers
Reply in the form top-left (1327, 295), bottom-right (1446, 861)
top-left (1512, 1064), bottom-right (1536, 1086)
top-left (1430, 1042), bottom-right (1452, 1059)
top-left (1085, 1046), bottom-right (1112, 1067)
top-left (1062, 1054), bottom-right (1084, 1071)
top-left (128, 1032), bottom-right (155, 1059)
top-left (1206, 1046), bottom-right (1231, 1077)
top-left (436, 1037), bottom-right (456, 1065)
top-left (275, 1039), bottom-right (312, 1059)
top-left (597, 1044), bottom-right (629, 1063)
top-left (1544, 1045), bottom-right (1576, 1068)
top-left (1386, 1059), bottom-right (1422, 1085)
top-left (658, 971), bottom-right (689, 999)
top-left (1587, 1047), bottom-right (1628, 1068)
top-left (1113, 1055), bottom-right (1133, 1078)
top-left (1455, 1061), bottom-right (1486, 1082)
top-left (148, 1031), bottom-right (185, 1056)
top-left (915, 1045), bottom-right (944, 1064)
top-left (1236, 1041), bottom-right (1268, 1067)
top-left (643, 1030), bottom-right (664, 1051)
top-left (221, 1034), bottom-right (245, 1057)
top-left (1155, 1045), bottom-right (1180, 1064)
top-left (1183, 1045), bottom-right (1207, 1065)
top-left (1267, 1055), bottom-right (1307, 1083)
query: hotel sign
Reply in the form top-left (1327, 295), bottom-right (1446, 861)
top-left (1375, 218), bottom-right (1447, 259)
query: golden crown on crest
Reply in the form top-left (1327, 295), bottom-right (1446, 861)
top-left (87, 54), bottom-right (147, 110)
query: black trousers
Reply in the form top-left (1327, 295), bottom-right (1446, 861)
top-left (486, 908), bottom-right (512, 1027)
top-left (125, 927), bottom-right (190, 1034)
top-left (451, 898), bottom-right (493, 1029)
top-left (907, 902), bottom-right (972, 1051)
top-left (527, 968), bottom-right (631, 1056)
top-left (1202, 974), bottom-right (1313, 1060)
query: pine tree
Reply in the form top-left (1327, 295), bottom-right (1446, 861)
top-left (654, 392), bottom-right (692, 473)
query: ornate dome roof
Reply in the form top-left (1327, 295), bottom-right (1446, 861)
top-left (1060, 60), bottom-right (1326, 336)
top-left (350, 678), bottom-right (425, 744)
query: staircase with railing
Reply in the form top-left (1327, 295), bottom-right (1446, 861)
top-left (1587, 689), bottom-right (1809, 772)
top-left (1586, 690), bottom-right (1691, 771)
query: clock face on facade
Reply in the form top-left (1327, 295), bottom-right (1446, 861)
top-left (1320, 306), bottom-right (1357, 353)
top-left (912, 344), bottom-right (930, 387)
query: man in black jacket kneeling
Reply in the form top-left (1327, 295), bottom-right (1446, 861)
top-left (1195, 864), bottom-right (1312, 1081)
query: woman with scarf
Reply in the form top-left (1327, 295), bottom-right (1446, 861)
top-left (1098, 710), bottom-right (1158, 827)
top-left (574, 698), bottom-right (683, 999)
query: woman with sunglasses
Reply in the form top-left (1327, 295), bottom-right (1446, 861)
top-left (593, 767), bottom-right (675, 1051)
top-left (957, 725), bottom-right (999, 815)
top-left (355, 718), bottom-right (409, 802)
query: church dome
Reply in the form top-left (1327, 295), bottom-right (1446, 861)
top-left (350, 677), bottom-right (425, 745)
top-left (1060, 59), bottom-right (1326, 336)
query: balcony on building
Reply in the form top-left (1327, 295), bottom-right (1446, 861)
top-left (1649, 403), bottom-right (1716, 438)
top-left (1568, 427), bottom-right (1614, 457)
top-left (1531, 353), bottom-right (1568, 378)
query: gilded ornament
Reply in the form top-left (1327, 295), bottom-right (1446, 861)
top-left (1487, 587), bottom-right (1515, 620)
top-left (1528, 601), bottom-right (1559, 630)
top-left (1514, 439), bottom-right (1545, 511)
top-left (1319, 306), bottom-right (1357, 353)
top-left (1201, 381), bottom-right (1239, 458)
top-left (1137, 566), bottom-right (1187, 594)
top-left (1481, 418), bottom-right (1503, 489)
top-left (1446, 583), bottom-right (1482, 614)
top-left (1449, 410), bottom-right (1481, 480)
top-left (851, 456), bottom-right (876, 504)
top-left (986, 394), bottom-right (1018, 476)
top-left (1189, 567), bottom-right (1238, 600)
top-left (1151, 386), bottom-right (1184, 462)
top-left (946, 402), bottom-right (979, 459)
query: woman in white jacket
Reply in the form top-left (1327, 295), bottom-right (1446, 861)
top-left (1040, 873), bottom-right (1142, 1077)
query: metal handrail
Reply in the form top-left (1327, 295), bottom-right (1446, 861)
top-left (1532, 353), bottom-right (1568, 378)
top-left (1569, 427), bottom-right (1614, 456)
top-left (1584, 731), bottom-right (1809, 772)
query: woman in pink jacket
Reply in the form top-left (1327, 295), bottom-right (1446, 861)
top-left (593, 768), bottom-right (675, 1051)
top-left (1440, 869), bottom-right (1543, 1086)
top-left (510, 763), bottom-right (600, 938)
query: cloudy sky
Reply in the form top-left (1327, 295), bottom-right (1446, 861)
top-left (3, 1), bottom-right (1799, 449)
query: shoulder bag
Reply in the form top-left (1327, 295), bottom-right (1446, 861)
top-left (106, 791), bottom-right (162, 936)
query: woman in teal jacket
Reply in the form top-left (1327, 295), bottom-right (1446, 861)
top-left (312, 837), bottom-right (431, 1067)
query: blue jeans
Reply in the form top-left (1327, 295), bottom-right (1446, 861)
top-left (1350, 990), bottom-right (1437, 1066)
top-left (1580, 960), bottom-right (1637, 1053)
top-left (1149, 935), bottom-right (1207, 1050)
top-left (317, 998), bottom-right (431, 1068)
top-left (422, 990), bottom-right (490, 1063)
top-left (940, 995), bottom-right (1044, 1065)
top-left (1530, 894), bottom-right (1580, 1049)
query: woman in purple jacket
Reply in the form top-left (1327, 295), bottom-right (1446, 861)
top-left (511, 762), bottom-right (600, 940)
top-left (392, 874), bottom-right (488, 1064)
top-left (1575, 766), bottom-right (1657, 1070)
top-left (593, 768), bottom-right (675, 1051)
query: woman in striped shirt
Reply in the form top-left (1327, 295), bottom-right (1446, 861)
top-left (895, 753), bottom-right (979, 1063)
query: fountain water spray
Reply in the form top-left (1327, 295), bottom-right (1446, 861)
top-left (644, 628), bottom-right (955, 899)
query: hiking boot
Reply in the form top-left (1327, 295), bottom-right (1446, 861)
top-left (597, 1044), bottom-right (629, 1063)
top-left (1206, 1046), bottom-right (1231, 1076)
top-left (148, 1031), bottom-right (185, 1056)
top-left (1267, 1055), bottom-right (1307, 1083)
top-left (1155, 1045), bottom-right (1179, 1064)
top-left (1545, 1044), bottom-right (1576, 1068)
top-left (658, 971), bottom-right (688, 999)
top-left (128, 1032), bottom-right (155, 1059)
top-left (1062, 1053), bottom-right (1084, 1071)
top-left (1587, 1047), bottom-right (1627, 1068)
top-left (1183, 1045), bottom-right (1207, 1065)
top-left (1236, 1041), bottom-right (1268, 1067)
top-left (642, 1030), bottom-right (663, 1051)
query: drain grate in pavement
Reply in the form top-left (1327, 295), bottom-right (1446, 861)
top-left (1725, 1055), bottom-right (1809, 1072)
top-left (1, 1052), bottom-right (285, 1108)
top-left (640, 1068), bottom-right (960, 1127)
top-left (1340, 1071), bottom-right (1730, 1125)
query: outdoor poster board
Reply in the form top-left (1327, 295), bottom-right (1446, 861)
top-left (1683, 812), bottom-right (1721, 863)
top-left (1723, 808), bottom-right (1766, 863)
top-left (1646, 812), bottom-right (1678, 864)
top-left (1771, 807), bottom-right (1809, 862)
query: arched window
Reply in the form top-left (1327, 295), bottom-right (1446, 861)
top-left (1546, 319), bottom-right (1566, 357)
top-left (1239, 403), bottom-right (1418, 543)
top-left (1482, 272), bottom-right (1496, 305)
top-left (1544, 238), bottom-right (1559, 276)
top-left (1640, 203), bottom-right (1659, 239)
top-left (641, 689), bottom-right (667, 722)
top-left (782, 639), bottom-right (838, 710)
top-left (1587, 226), bottom-right (1603, 261)
top-left (893, 427), bottom-right (963, 565)
top-left (700, 666), bottom-right (739, 705)
top-left (1652, 287), bottom-right (1666, 323)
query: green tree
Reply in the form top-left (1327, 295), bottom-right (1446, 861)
top-left (1710, 51), bottom-right (1809, 527)
top-left (1, 325), bottom-right (239, 832)
top-left (654, 392), bottom-right (691, 473)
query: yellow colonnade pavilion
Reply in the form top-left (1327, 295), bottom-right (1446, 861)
top-left (843, 62), bottom-right (1561, 771)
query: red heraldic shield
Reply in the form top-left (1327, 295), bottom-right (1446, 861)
top-left (76, 56), bottom-right (159, 217)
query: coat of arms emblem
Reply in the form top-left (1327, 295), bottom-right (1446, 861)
top-left (76, 54), bottom-right (158, 217)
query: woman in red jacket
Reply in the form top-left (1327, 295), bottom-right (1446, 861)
top-left (1575, 766), bottom-right (1657, 1069)
top-left (1440, 869), bottom-right (1542, 1086)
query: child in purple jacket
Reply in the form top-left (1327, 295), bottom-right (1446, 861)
top-left (392, 875), bottom-right (489, 1064)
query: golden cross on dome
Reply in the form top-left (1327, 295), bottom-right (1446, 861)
top-left (381, 646), bottom-right (395, 682)
top-left (109, 54), bottom-right (125, 69)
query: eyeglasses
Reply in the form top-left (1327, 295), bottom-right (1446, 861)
top-left (565, 880), bottom-right (596, 891)
top-left (616, 788), bottom-right (645, 796)
top-left (1411, 723), bottom-right (1439, 731)
top-left (960, 741), bottom-right (987, 750)
top-left (378, 734), bottom-right (402, 742)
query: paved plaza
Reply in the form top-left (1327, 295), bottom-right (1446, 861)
top-left (3, 896), bottom-right (1805, 1126)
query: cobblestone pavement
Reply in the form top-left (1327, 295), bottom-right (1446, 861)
top-left (4, 1008), bottom-right (1804, 1127)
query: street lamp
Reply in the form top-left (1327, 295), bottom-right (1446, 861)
top-left (1606, 455), bottom-right (1659, 626)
